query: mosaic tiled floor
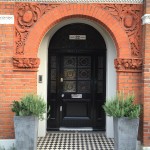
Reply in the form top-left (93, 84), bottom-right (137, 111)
top-left (37, 131), bottom-right (114, 150)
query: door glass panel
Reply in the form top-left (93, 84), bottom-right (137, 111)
top-left (51, 56), bottom-right (56, 68)
top-left (78, 81), bottom-right (91, 93)
top-left (98, 56), bottom-right (103, 68)
top-left (63, 81), bottom-right (76, 92)
top-left (78, 56), bottom-right (91, 68)
top-left (98, 69), bottom-right (103, 80)
top-left (97, 81), bottom-right (103, 93)
top-left (78, 69), bottom-right (91, 80)
top-left (49, 101), bottom-right (56, 118)
top-left (50, 56), bottom-right (56, 93)
top-left (51, 81), bottom-right (56, 93)
top-left (51, 69), bottom-right (56, 80)
top-left (64, 69), bottom-right (76, 80)
top-left (64, 56), bottom-right (76, 68)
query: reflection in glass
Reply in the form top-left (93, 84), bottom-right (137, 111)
top-left (51, 69), bottom-right (56, 80)
top-left (64, 69), bottom-right (76, 80)
top-left (64, 56), bottom-right (76, 68)
top-left (98, 69), bottom-right (103, 80)
top-left (78, 56), bottom-right (91, 67)
top-left (98, 57), bottom-right (103, 68)
top-left (51, 81), bottom-right (56, 93)
top-left (63, 81), bottom-right (76, 92)
top-left (78, 81), bottom-right (90, 93)
top-left (51, 56), bottom-right (56, 68)
top-left (97, 81), bottom-right (103, 93)
top-left (78, 69), bottom-right (91, 80)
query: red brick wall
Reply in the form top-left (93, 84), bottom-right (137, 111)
top-left (0, 1), bottom-right (145, 146)
top-left (142, 0), bottom-right (150, 146)
top-left (0, 2), bottom-right (37, 139)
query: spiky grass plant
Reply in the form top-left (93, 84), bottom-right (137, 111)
top-left (103, 92), bottom-right (141, 119)
top-left (12, 94), bottom-right (50, 120)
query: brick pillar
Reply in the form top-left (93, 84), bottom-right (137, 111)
top-left (142, 0), bottom-right (150, 147)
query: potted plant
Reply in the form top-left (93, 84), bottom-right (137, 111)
top-left (103, 92), bottom-right (141, 150)
top-left (11, 93), bottom-right (49, 150)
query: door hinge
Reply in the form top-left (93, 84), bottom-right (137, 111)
top-left (60, 106), bottom-right (62, 111)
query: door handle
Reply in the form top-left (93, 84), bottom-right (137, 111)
top-left (60, 78), bottom-right (63, 82)
top-left (60, 106), bottom-right (62, 111)
top-left (61, 94), bottom-right (64, 97)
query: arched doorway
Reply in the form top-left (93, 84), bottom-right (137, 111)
top-left (47, 23), bottom-right (106, 130)
top-left (37, 18), bottom-right (116, 137)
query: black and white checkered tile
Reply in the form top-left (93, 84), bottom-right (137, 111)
top-left (37, 131), bottom-right (114, 150)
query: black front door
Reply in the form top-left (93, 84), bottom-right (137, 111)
top-left (47, 23), bottom-right (106, 130)
top-left (60, 54), bottom-right (94, 127)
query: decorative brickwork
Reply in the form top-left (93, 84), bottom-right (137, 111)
top-left (13, 57), bottom-right (40, 69)
top-left (0, 0), bottom-right (143, 3)
top-left (15, 3), bottom-right (60, 55)
top-left (114, 58), bottom-right (142, 72)
top-left (99, 4), bottom-right (142, 57)
top-left (14, 3), bottom-right (143, 59)
top-left (0, 1), bottom-right (146, 146)
top-left (142, 0), bottom-right (150, 146)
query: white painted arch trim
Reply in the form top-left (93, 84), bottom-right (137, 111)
top-left (143, 147), bottom-right (150, 150)
top-left (37, 18), bottom-right (117, 138)
top-left (142, 14), bottom-right (150, 25)
top-left (0, 0), bottom-right (143, 4)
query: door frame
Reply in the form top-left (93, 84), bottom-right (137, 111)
top-left (37, 18), bottom-right (116, 138)
top-left (47, 52), bottom-right (106, 130)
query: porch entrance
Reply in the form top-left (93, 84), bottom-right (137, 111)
top-left (47, 23), bottom-right (106, 130)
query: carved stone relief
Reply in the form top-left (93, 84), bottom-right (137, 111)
top-left (98, 4), bottom-right (142, 57)
top-left (3, 0), bottom-right (144, 3)
top-left (13, 57), bottom-right (40, 69)
top-left (114, 58), bottom-right (142, 72)
top-left (14, 3), bottom-right (143, 71)
top-left (14, 3), bottom-right (142, 57)
top-left (15, 3), bottom-right (60, 55)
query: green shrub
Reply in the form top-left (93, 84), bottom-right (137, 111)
top-left (11, 94), bottom-right (49, 120)
top-left (102, 92), bottom-right (141, 119)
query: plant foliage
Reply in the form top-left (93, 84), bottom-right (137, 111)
top-left (11, 94), bottom-right (50, 120)
top-left (102, 92), bottom-right (141, 119)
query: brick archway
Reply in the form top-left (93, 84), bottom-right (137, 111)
top-left (24, 4), bottom-right (129, 58)
top-left (13, 3), bottom-right (142, 72)
top-left (11, 2), bottom-right (143, 140)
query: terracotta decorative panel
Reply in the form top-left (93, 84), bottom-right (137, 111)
top-left (114, 58), bottom-right (142, 72)
top-left (3, 0), bottom-right (144, 3)
top-left (98, 4), bottom-right (142, 57)
top-left (14, 3), bottom-right (142, 56)
top-left (13, 57), bottom-right (40, 69)
top-left (14, 3), bottom-right (143, 71)
top-left (14, 3), bottom-right (60, 55)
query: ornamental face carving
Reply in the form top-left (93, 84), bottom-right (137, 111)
top-left (15, 3), bottom-right (60, 54)
top-left (98, 4), bottom-right (142, 57)
top-left (114, 58), bottom-right (142, 72)
top-left (13, 57), bottom-right (40, 69)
